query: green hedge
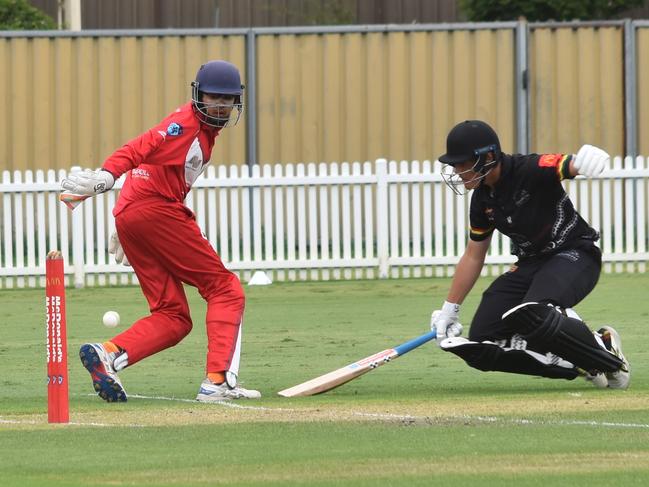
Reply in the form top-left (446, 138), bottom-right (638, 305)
top-left (0, 0), bottom-right (56, 30)
top-left (460, 0), bottom-right (646, 21)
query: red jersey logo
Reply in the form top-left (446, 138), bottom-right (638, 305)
top-left (538, 154), bottom-right (563, 167)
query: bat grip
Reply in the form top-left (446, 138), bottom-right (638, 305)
top-left (393, 330), bottom-right (436, 355)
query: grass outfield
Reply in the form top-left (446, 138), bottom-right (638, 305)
top-left (1, 274), bottom-right (648, 486)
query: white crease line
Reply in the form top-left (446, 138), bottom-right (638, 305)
top-left (71, 421), bottom-right (144, 427)
top-left (0, 417), bottom-right (144, 428)
top-left (129, 393), bottom-right (297, 412)
top-left (128, 394), bottom-right (200, 404)
top-left (128, 393), bottom-right (649, 429)
top-left (352, 412), bottom-right (418, 420)
top-left (0, 418), bottom-right (42, 425)
top-left (347, 412), bottom-right (649, 429)
top-left (450, 414), bottom-right (649, 429)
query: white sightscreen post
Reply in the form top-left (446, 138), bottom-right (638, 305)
top-left (72, 203), bottom-right (84, 288)
top-left (375, 159), bottom-right (389, 278)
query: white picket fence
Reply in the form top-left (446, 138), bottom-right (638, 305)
top-left (1, 157), bottom-right (648, 288)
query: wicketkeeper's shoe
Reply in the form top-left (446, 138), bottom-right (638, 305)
top-left (79, 343), bottom-right (127, 402)
top-left (195, 378), bottom-right (261, 402)
top-left (598, 326), bottom-right (630, 390)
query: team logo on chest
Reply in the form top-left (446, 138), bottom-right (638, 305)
top-left (485, 207), bottom-right (495, 222)
top-left (184, 137), bottom-right (206, 187)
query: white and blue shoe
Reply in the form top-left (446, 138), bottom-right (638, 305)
top-left (79, 343), bottom-right (127, 402)
top-left (196, 379), bottom-right (261, 402)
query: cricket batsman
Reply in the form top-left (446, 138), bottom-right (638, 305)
top-left (61, 60), bottom-right (260, 402)
top-left (430, 120), bottom-right (630, 389)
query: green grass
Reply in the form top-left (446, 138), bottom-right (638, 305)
top-left (1, 274), bottom-right (649, 486)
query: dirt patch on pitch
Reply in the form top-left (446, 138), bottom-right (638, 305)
top-left (3, 392), bottom-right (648, 429)
top-left (118, 451), bottom-right (649, 484)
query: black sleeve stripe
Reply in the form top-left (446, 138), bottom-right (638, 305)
top-left (469, 226), bottom-right (495, 241)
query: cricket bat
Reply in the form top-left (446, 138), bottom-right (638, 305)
top-left (277, 330), bottom-right (436, 397)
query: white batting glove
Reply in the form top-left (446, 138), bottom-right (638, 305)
top-left (431, 301), bottom-right (463, 346)
top-left (573, 144), bottom-right (609, 177)
top-left (61, 168), bottom-right (115, 196)
top-left (108, 231), bottom-right (130, 266)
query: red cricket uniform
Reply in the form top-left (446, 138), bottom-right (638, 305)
top-left (102, 102), bottom-right (244, 374)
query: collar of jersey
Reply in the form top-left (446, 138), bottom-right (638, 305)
top-left (489, 154), bottom-right (513, 196)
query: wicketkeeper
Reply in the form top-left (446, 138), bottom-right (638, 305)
top-left (61, 60), bottom-right (260, 402)
top-left (430, 120), bottom-right (630, 389)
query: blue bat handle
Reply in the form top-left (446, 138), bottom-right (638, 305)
top-left (393, 330), bottom-right (437, 356)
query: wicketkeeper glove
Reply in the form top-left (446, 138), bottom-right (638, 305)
top-left (108, 231), bottom-right (130, 266)
top-left (61, 168), bottom-right (115, 196)
top-left (431, 301), bottom-right (463, 346)
top-left (573, 144), bottom-right (609, 177)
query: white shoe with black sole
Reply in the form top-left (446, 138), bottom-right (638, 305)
top-left (598, 326), bottom-right (630, 390)
top-left (196, 379), bottom-right (261, 402)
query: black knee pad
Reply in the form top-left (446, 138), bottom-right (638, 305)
top-left (440, 338), bottom-right (579, 380)
top-left (441, 339), bottom-right (502, 371)
top-left (502, 302), bottom-right (622, 373)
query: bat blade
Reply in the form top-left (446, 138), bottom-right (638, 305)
top-left (59, 192), bottom-right (90, 210)
top-left (277, 330), bottom-right (436, 397)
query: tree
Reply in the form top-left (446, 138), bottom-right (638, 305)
top-left (266, 0), bottom-right (354, 26)
top-left (459, 0), bottom-right (647, 22)
top-left (0, 0), bottom-right (56, 30)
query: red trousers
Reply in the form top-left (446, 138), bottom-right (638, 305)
top-left (111, 198), bottom-right (244, 374)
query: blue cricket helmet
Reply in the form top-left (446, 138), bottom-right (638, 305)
top-left (191, 60), bottom-right (244, 128)
top-left (193, 60), bottom-right (244, 96)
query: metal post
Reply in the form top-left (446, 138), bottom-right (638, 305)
top-left (245, 29), bottom-right (258, 259)
top-left (515, 20), bottom-right (529, 154)
top-left (624, 19), bottom-right (637, 159)
top-left (246, 29), bottom-right (257, 167)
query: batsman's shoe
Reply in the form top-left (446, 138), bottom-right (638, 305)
top-left (79, 343), bottom-right (127, 402)
top-left (195, 378), bottom-right (261, 402)
top-left (580, 370), bottom-right (608, 389)
top-left (598, 326), bottom-right (630, 390)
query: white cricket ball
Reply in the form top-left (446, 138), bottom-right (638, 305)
top-left (102, 311), bottom-right (120, 328)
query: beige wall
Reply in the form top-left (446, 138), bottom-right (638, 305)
top-left (0, 26), bottom-right (643, 171)
top-left (256, 29), bottom-right (515, 165)
top-left (0, 35), bottom-right (246, 171)
top-left (529, 26), bottom-right (624, 157)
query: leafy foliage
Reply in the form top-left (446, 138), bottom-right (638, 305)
top-left (0, 0), bottom-right (56, 30)
top-left (460, 0), bottom-right (647, 21)
top-left (266, 0), bottom-right (354, 26)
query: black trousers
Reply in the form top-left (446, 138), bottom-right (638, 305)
top-left (469, 247), bottom-right (602, 342)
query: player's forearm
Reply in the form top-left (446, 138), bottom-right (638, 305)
top-left (446, 250), bottom-right (486, 305)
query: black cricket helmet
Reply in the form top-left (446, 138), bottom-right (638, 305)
top-left (438, 120), bottom-right (501, 194)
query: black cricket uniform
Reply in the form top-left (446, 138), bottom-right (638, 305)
top-left (467, 153), bottom-right (602, 342)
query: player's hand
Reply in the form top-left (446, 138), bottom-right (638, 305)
top-left (431, 301), bottom-right (463, 346)
top-left (108, 231), bottom-right (130, 266)
top-left (573, 144), bottom-right (609, 177)
top-left (61, 168), bottom-right (115, 196)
